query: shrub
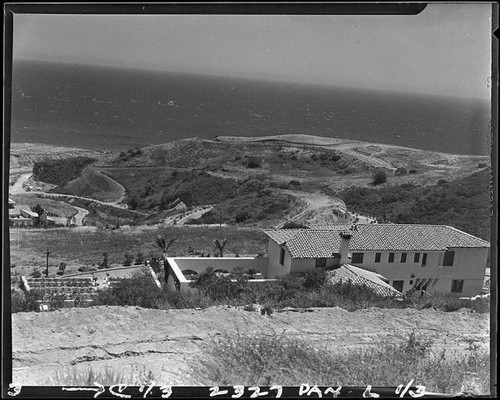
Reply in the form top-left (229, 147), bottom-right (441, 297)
top-left (235, 211), bottom-right (250, 223)
top-left (246, 156), bottom-right (262, 169)
top-left (282, 221), bottom-right (309, 229)
top-left (11, 290), bottom-right (39, 313)
top-left (302, 268), bottom-right (327, 289)
top-left (30, 269), bottom-right (42, 278)
top-left (409, 169), bottom-right (418, 174)
top-left (372, 169), bottom-right (387, 185)
top-left (149, 257), bottom-right (161, 273)
top-left (190, 269), bottom-right (248, 301)
top-left (135, 252), bottom-right (144, 265)
top-left (95, 271), bottom-right (163, 308)
top-left (123, 252), bottom-right (134, 266)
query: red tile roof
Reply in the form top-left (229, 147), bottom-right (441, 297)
top-left (264, 224), bottom-right (489, 258)
top-left (326, 264), bottom-right (401, 297)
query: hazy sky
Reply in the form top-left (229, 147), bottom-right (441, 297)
top-left (13, 3), bottom-right (492, 99)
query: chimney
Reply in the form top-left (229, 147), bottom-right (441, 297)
top-left (339, 231), bottom-right (352, 264)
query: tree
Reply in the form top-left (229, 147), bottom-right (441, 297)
top-left (135, 252), bottom-right (144, 265)
top-left (213, 238), bottom-right (227, 257)
top-left (100, 252), bottom-right (108, 269)
top-left (123, 252), bottom-right (134, 266)
top-left (372, 169), bottom-right (387, 185)
top-left (31, 204), bottom-right (45, 227)
top-left (155, 236), bottom-right (177, 284)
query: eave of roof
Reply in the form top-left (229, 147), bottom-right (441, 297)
top-left (264, 224), bottom-right (489, 259)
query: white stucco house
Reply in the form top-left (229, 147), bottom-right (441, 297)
top-left (264, 224), bottom-right (490, 296)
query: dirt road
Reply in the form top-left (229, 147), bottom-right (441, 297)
top-left (11, 305), bottom-right (489, 386)
top-left (9, 173), bottom-right (143, 217)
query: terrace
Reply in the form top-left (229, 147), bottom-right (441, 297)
top-left (21, 276), bottom-right (99, 310)
top-left (166, 257), bottom-right (272, 290)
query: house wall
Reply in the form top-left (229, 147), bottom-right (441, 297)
top-left (166, 257), bottom-right (270, 290)
top-left (347, 248), bottom-right (489, 296)
top-left (171, 257), bottom-right (269, 276)
top-left (289, 258), bottom-right (316, 274)
top-left (267, 241), bottom-right (291, 278)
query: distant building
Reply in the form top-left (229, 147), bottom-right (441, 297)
top-left (20, 208), bottom-right (39, 219)
top-left (8, 200), bottom-right (35, 227)
top-left (264, 224), bottom-right (490, 296)
top-left (10, 217), bottom-right (34, 228)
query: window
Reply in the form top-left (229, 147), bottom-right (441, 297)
top-left (392, 280), bottom-right (404, 292)
top-left (451, 280), bottom-right (464, 294)
top-left (400, 253), bottom-right (407, 263)
top-left (422, 253), bottom-right (427, 267)
top-left (375, 252), bottom-right (381, 263)
top-left (351, 253), bottom-right (364, 264)
top-left (315, 258), bottom-right (327, 268)
top-left (388, 253), bottom-right (395, 263)
top-left (279, 248), bottom-right (285, 266)
top-left (414, 253), bottom-right (420, 263)
top-left (443, 250), bottom-right (455, 266)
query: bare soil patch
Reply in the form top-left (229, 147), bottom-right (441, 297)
top-left (11, 305), bottom-right (489, 386)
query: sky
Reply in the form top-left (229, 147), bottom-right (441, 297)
top-left (12, 3), bottom-right (492, 99)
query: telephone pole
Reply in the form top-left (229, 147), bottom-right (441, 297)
top-left (45, 248), bottom-right (51, 277)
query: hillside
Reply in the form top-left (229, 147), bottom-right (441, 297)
top-left (337, 169), bottom-right (491, 240)
top-left (9, 135), bottom-right (490, 230)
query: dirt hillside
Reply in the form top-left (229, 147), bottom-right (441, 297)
top-left (11, 305), bottom-right (489, 386)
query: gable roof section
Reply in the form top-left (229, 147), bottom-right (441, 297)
top-left (264, 224), bottom-right (489, 258)
top-left (327, 264), bottom-right (401, 298)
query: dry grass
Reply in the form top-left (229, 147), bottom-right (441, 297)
top-left (9, 225), bottom-right (266, 273)
top-left (193, 332), bottom-right (490, 395)
top-left (42, 365), bottom-right (156, 386)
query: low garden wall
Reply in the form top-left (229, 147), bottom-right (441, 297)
top-left (166, 257), bottom-right (270, 290)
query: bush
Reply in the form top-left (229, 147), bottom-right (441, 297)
top-left (123, 253), bottom-right (134, 266)
top-left (190, 269), bottom-right (248, 301)
top-left (372, 169), bottom-right (387, 185)
top-left (95, 272), bottom-right (163, 308)
top-left (246, 156), bottom-right (262, 169)
top-left (11, 291), bottom-right (39, 313)
top-left (30, 269), bottom-right (42, 278)
top-left (302, 269), bottom-right (327, 289)
top-left (282, 221), bottom-right (309, 229)
top-left (235, 211), bottom-right (250, 223)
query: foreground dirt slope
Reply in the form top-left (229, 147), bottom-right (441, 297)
top-left (12, 305), bottom-right (489, 386)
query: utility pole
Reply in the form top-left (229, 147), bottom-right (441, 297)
top-left (45, 248), bottom-right (50, 277)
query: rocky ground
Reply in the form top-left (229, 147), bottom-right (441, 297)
top-left (11, 305), bottom-right (490, 386)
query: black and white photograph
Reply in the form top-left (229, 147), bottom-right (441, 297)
top-left (4, 3), bottom-right (495, 397)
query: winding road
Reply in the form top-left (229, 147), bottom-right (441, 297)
top-left (9, 173), bottom-right (145, 226)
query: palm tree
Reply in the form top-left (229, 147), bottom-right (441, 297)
top-left (213, 238), bottom-right (227, 257)
top-left (155, 236), bottom-right (177, 284)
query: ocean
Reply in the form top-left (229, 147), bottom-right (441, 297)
top-left (9, 60), bottom-right (490, 155)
